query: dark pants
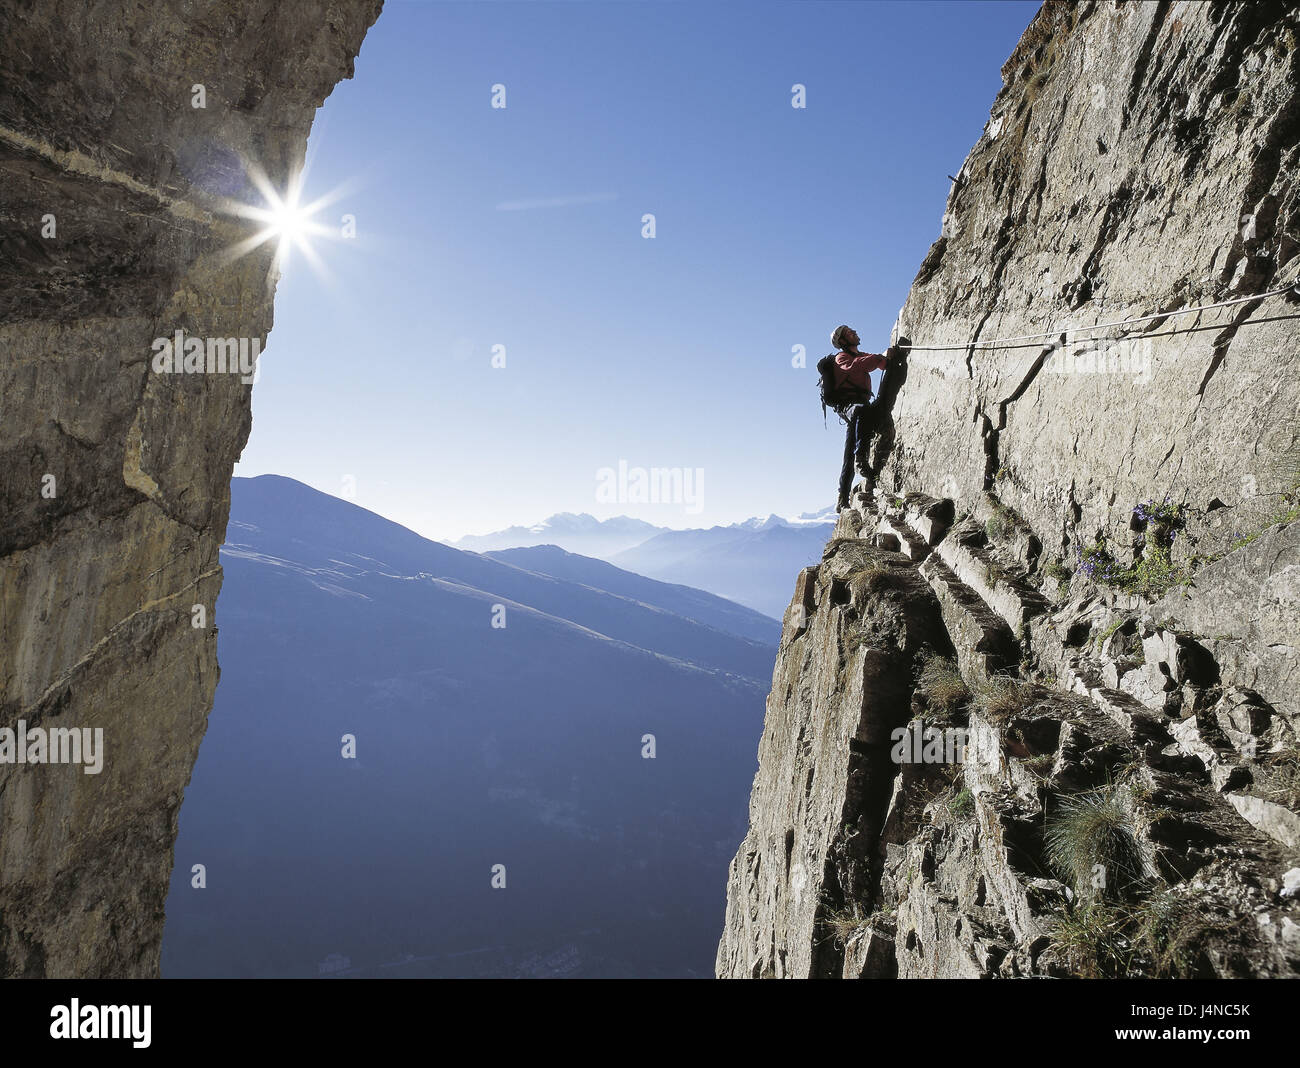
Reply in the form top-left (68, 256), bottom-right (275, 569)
top-left (839, 404), bottom-right (874, 502)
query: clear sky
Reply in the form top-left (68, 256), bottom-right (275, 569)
top-left (233, 0), bottom-right (1039, 541)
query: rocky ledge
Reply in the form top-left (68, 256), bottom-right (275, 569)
top-left (718, 485), bottom-right (1299, 978)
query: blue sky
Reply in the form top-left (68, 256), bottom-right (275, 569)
top-left (233, 0), bottom-right (1038, 540)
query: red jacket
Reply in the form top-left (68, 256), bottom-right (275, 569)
top-left (834, 350), bottom-right (887, 393)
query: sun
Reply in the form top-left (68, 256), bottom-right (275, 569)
top-left (240, 180), bottom-right (322, 270)
top-left (218, 162), bottom-right (344, 283)
top-left (267, 193), bottom-right (309, 243)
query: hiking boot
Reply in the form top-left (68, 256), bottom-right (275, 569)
top-left (836, 493), bottom-right (849, 514)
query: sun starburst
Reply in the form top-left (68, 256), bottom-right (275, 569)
top-left (217, 160), bottom-right (349, 285)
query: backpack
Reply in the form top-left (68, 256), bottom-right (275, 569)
top-left (817, 353), bottom-right (873, 424)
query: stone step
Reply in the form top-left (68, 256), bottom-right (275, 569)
top-left (934, 520), bottom-right (1051, 634)
top-left (870, 489), bottom-right (955, 562)
top-left (901, 493), bottom-right (955, 544)
top-left (973, 492), bottom-right (1041, 573)
top-left (918, 553), bottom-right (1020, 685)
top-left (1063, 660), bottom-right (1172, 748)
top-left (1225, 793), bottom-right (1300, 853)
top-left (1167, 714), bottom-right (1251, 792)
top-left (877, 515), bottom-right (931, 561)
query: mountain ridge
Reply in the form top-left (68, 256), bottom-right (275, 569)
top-left (454, 504), bottom-right (835, 620)
top-left (228, 474), bottom-right (777, 679)
top-left (167, 475), bottom-right (772, 977)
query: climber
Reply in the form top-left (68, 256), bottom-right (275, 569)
top-left (818, 325), bottom-right (891, 512)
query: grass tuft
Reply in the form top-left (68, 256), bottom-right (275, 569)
top-left (1050, 891), bottom-right (1218, 978)
top-left (855, 559), bottom-right (907, 597)
top-left (916, 654), bottom-right (970, 715)
top-left (973, 675), bottom-right (1037, 724)
top-left (1043, 557), bottom-right (1073, 584)
top-left (823, 908), bottom-right (894, 946)
top-left (1022, 752), bottom-right (1056, 779)
top-left (1045, 783), bottom-right (1144, 901)
top-left (945, 786), bottom-right (974, 821)
top-left (1252, 748), bottom-right (1300, 810)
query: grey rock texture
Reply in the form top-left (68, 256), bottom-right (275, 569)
top-left (720, 1), bottom-right (1300, 979)
top-left (0, 0), bottom-right (382, 977)
top-left (881, 1), bottom-right (1300, 563)
top-left (716, 544), bottom-right (949, 978)
top-left (720, 488), bottom-right (1300, 978)
top-left (1155, 521), bottom-right (1300, 729)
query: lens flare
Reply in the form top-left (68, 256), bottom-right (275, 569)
top-left (218, 161), bottom-right (347, 285)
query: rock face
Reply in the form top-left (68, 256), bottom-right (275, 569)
top-left (1154, 521), bottom-right (1300, 729)
top-left (0, 1), bottom-right (382, 977)
top-left (716, 549), bottom-right (949, 978)
top-left (719, 2), bottom-right (1300, 979)
top-left (882, 0), bottom-right (1300, 561)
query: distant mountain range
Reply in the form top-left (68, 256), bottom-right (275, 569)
top-left (609, 522), bottom-right (832, 619)
top-left (455, 508), bottom-right (836, 619)
top-left (453, 513), bottom-right (664, 558)
top-left (163, 475), bottom-right (775, 978)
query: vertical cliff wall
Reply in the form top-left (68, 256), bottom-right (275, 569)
top-left (0, 0), bottom-right (382, 977)
top-left (720, 1), bottom-right (1300, 979)
top-left (883, 0), bottom-right (1299, 559)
